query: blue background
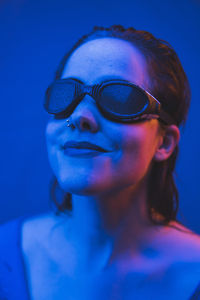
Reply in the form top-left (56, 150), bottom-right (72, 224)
top-left (0, 0), bottom-right (199, 232)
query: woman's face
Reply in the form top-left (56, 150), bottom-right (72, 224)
top-left (45, 38), bottom-right (163, 196)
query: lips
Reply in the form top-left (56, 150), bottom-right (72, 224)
top-left (61, 141), bottom-right (109, 152)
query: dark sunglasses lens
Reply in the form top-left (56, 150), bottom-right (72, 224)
top-left (100, 84), bottom-right (148, 116)
top-left (44, 81), bottom-right (75, 114)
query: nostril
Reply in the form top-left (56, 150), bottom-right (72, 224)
top-left (74, 111), bottom-right (99, 132)
top-left (82, 121), bottom-right (91, 130)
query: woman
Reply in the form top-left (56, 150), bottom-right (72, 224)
top-left (1, 25), bottom-right (200, 299)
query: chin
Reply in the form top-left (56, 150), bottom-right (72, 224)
top-left (56, 172), bottom-right (115, 197)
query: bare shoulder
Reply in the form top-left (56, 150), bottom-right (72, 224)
top-left (21, 212), bottom-right (68, 251)
top-left (166, 223), bottom-right (200, 300)
top-left (139, 221), bottom-right (200, 299)
top-left (167, 220), bottom-right (200, 260)
top-left (171, 222), bottom-right (200, 251)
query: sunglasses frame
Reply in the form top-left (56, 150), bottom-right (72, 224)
top-left (44, 78), bottom-right (175, 125)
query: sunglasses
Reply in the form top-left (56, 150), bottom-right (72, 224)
top-left (44, 77), bottom-right (175, 125)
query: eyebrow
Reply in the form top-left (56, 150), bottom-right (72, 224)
top-left (63, 76), bottom-right (129, 85)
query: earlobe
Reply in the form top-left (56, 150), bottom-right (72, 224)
top-left (153, 125), bottom-right (180, 162)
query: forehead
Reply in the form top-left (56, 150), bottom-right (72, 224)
top-left (61, 37), bottom-right (149, 88)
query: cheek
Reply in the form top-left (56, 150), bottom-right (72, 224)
top-left (45, 122), bottom-right (56, 158)
top-left (45, 121), bottom-right (62, 175)
top-left (111, 129), bottom-right (156, 184)
top-left (45, 120), bottom-right (63, 144)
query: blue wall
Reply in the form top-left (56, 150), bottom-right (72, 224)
top-left (1, 0), bottom-right (200, 232)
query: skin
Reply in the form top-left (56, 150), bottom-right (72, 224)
top-left (28, 38), bottom-right (185, 298)
top-left (45, 37), bottom-right (180, 245)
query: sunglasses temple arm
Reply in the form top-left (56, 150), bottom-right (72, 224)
top-left (146, 91), bottom-right (176, 126)
top-left (158, 109), bottom-right (176, 125)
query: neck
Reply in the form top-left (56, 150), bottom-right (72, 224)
top-left (67, 176), bottom-right (158, 262)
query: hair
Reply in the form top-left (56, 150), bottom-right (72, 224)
top-left (49, 25), bottom-right (191, 229)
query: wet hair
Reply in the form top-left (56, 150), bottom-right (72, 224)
top-left (49, 25), bottom-right (191, 229)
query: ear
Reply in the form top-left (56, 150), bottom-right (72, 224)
top-left (153, 125), bottom-right (180, 162)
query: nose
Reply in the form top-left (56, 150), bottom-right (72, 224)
top-left (69, 95), bottom-right (99, 133)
